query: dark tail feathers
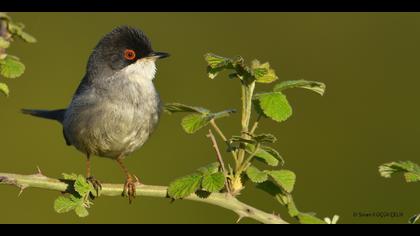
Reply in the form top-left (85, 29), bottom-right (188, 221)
top-left (21, 109), bottom-right (66, 123)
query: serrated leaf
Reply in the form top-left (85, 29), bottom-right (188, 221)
top-left (75, 205), bottom-right (89, 218)
top-left (379, 161), bottom-right (420, 183)
top-left (251, 60), bottom-right (278, 84)
top-left (204, 53), bottom-right (231, 69)
top-left (0, 37), bottom-right (10, 49)
top-left (269, 170), bottom-right (296, 193)
top-left (0, 56), bottom-right (25, 79)
top-left (164, 103), bottom-right (210, 114)
top-left (246, 166), bottom-right (268, 183)
top-left (409, 214), bottom-right (420, 224)
top-left (197, 162), bottom-right (220, 175)
top-left (246, 144), bottom-right (279, 167)
top-left (54, 196), bottom-right (78, 214)
top-left (62, 173), bottom-right (78, 180)
top-left (181, 113), bottom-right (210, 134)
top-left (0, 83), bottom-right (9, 97)
top-left (202, 172), bottom-right (225, 192)
top-left (168, 174), bottom-right (203, 199)
top-left (74, 175), bottom-right (91, 196)
top-left (274, 80), bottom-right (326, 96)
top-left (254, 92), bottom-right (292, 123)
top-left (298, 213), bottom-right (327, 224)
top-left (253, 133), bottom-right (277, 144)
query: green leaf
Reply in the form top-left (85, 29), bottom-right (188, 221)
top-left (0, 56), bottom-right (25, 79)
top-left (230, 135), bottom-right (257, 145)
top-left (409, 214), bottom-right (420, 224)
top-left (17, 31), bottom-right (37, 43)
top-left (246, 144), bottom-right (279, 167)
top-left (254, 92), bottom-right (292, 123)
top-left (75, 205), bottom-right (89, 218)
top-left (202, 172), bottom-right (225, 192)
top-left (164, 103), bottom-right (210, 114)
top-left (7, 22), bottom-right (23, 35)
top-left (204, 53), bottom-right (233, 79)
top-left (269, 170), bottom-right (296, 193)
top-left (287, 197), bottom-right (300, 217)
top-left (274, 80), bottom-right (326, 96)
top-left (74, 175), bottom-right (91, 196)
top-left (379, 161), bottom-right (420, 183)
top-left (62, 173), bottom-right (78, 180)
top-left (54, 196), bottom-right (78, 214)
top-left (0, 37), bottom-right (10, 49)
top-left (168, 173), bottom-right (203, 199)
top-left (246, 166), bottom-right (268, 183)
top-left (204, 53), bottom-right (231, 69)
top-left (252, 133), bottom-right (277, 144)
top-left (251, 60), bottom-right (278, 84)
top-left (298, 213), bottom-right (327, 224)
top-left (0, 83), bottom-right (9, 97)
top-left (260, 146), bottom-right (284, 166)
top-left (197, 162), bottom-right (220, 175)
top-left (181, 113), bottom-right (211, 134)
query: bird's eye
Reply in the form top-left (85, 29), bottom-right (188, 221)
top-left (124, 49), bottom-right (137, 60)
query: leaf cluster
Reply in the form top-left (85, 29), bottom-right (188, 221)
top-left (0, 13), bottom-right (36, 97)
top-left (165, 53), bottom-right (329, 224)
top-left (53, 173), bottom-right (100, 217)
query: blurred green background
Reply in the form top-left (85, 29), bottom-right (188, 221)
top-left (0, 12), bottom-right (419, 224)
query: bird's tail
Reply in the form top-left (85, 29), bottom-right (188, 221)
top-left (21, 109), bottom-right (66, 123)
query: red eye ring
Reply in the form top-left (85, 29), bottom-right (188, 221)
top-left (124, 49), bottom-right (136, 60)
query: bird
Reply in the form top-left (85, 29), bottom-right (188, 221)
top-left (22, 25), bottom-right (169, 203)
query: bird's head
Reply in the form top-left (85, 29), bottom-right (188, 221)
top-left (87, 25), bottom-right (169, 81)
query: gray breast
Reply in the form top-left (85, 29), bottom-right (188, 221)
top-left (63, 73), bottom-right (161, 159)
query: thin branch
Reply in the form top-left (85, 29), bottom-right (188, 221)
top-left (0, 172), bottom-right (288, 224)
top-left (210, 119), bottom-right (228, 142)
top-left (210, 119), bottom-right (240, 168)
top-left (207, 129), bottom-right (227, 174)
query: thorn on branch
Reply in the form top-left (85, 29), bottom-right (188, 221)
top-left (36, 166), bottom-right (44, 176)
top-left (236, 214), bottom-right (245, 223)
top-left (18, 185), bottom-right (27, 197)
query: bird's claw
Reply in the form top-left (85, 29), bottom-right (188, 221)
top-left (86, 176), bottom-right (102, 199)
top-left (122, 175), bottom-right (138, 204)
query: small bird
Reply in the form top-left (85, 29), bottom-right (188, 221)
top-left (22, 26), bottom-right (169, 203)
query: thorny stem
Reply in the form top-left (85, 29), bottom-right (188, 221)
top-left (0, 172), bottom-right (288, 224)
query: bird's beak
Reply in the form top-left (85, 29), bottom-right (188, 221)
top-left (148, 51), bottom-right (170, 60)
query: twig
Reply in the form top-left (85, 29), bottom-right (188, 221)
top-left (207, 129), bottom-right (228, 175)
top-left (0, 172), bottom-right (288, 224)
top-left (210, 119), bottom-right (239, 168)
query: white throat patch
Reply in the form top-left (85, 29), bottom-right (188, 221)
top-left (123, 59), bottom-right (157, 82)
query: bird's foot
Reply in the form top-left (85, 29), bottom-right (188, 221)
top-left (86, 176), bottom-right (102, 199)
top-left (122, 175), bottom-right (140, 204)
